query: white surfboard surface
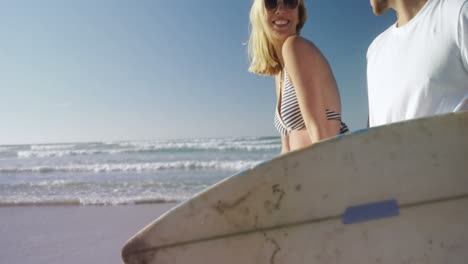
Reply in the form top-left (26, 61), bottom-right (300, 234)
top-left (122, 112), bottom-right (468, 264)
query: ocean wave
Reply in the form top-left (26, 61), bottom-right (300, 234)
top-left (18, 149), bottom-right (99, 158)
top-left (16, 141), bottom-right (279, 158)
top-left (0, 182), bottom-right (199, 206)
top-left (118, 141), bottom-right (280, 152)
top-left (0, 197), bottom-right (180, 207)
top-left (0, 146), bottom-right (14, 152)
top-left (0, 160), bottom-right (261, 173)
top-left (0, 149), bottom-right (18, 158)
top-left (118, 140), bottom-right (280, 151)
top-left (35, 180), bottom-right (69, 186)
top-left (30, 144), bottom-right (77, 151)
top-left (0, 181), bottom-right (190, 206)
top-left (1, 180), bottom-right (213, 195)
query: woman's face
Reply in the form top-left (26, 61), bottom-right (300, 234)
top-left (264, 0), bottom-right (300, 42)
top-left (264, 0), bottom-right (299, 41)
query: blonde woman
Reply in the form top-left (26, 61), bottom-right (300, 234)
top-left (248, 0), bottom-right (349, 154)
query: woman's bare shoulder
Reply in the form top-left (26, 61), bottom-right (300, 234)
top-left (282, 36), bottom-right (321, 59)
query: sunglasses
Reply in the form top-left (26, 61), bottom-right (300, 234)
top-left (264, 0), bottom-right (299, 11)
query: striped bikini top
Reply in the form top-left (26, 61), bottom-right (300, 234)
top-left (274, 69), bottom-right (349, 136)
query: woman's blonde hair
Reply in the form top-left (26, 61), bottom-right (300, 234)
top-left (248, 0), bottom-right (307, 76)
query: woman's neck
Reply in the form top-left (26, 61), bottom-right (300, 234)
top-left (273, 40), bottom-right (285, 69)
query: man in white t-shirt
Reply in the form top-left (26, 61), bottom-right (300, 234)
top-left (367, 0), bottom-right (468, 127)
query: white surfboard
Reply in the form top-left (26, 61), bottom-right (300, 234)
top-left (122, 112), bottom-right (468, 264)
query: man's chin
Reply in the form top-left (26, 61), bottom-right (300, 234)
top-left (371, 2), bottom-right (391, 16)
top-left (372, 6), bottom-right (390, 16)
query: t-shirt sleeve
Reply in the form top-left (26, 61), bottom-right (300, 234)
top-left (459, 1), bottom-right (468, 71)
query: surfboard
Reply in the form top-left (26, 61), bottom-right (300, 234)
top-left (122, 112), bottom-right (468, 264)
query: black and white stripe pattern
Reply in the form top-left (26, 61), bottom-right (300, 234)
top-left (274, 70), bottom-right (349, 136)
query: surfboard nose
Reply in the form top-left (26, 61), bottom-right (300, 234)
top-left (122, 237), bottom-right (155, 264)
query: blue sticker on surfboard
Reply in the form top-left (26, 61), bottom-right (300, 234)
top-left (343, 199), bottom-right (400, 224)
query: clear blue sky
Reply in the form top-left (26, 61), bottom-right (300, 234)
top-left (0, 0), bottom-right (395, 145)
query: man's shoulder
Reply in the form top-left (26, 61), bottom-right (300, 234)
top-left (437, 0), bottom-right (468, 16)
top-left (434, 0), bottom-right (468, 40)
top-left (367, 25), bottom-right (394, 60)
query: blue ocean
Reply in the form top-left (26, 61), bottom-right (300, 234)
top-left (0, 137), bottom-right (280, 206)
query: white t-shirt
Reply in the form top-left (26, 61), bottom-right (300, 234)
top-left (367, 0), bottom-right (468, 127)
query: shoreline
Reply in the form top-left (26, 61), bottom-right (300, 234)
top-left (0, 203), bottom-right (178, 264)
top-left (0, 199), bottom-right (180, 208)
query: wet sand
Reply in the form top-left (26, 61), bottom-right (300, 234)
top-left (0, 203), bottom-right (177, 264)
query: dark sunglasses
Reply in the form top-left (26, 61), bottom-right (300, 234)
top-left (264, 0), bottom-right (299, 11)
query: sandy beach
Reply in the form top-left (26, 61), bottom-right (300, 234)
top-left (0, 203), bottom-right (177, 264)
